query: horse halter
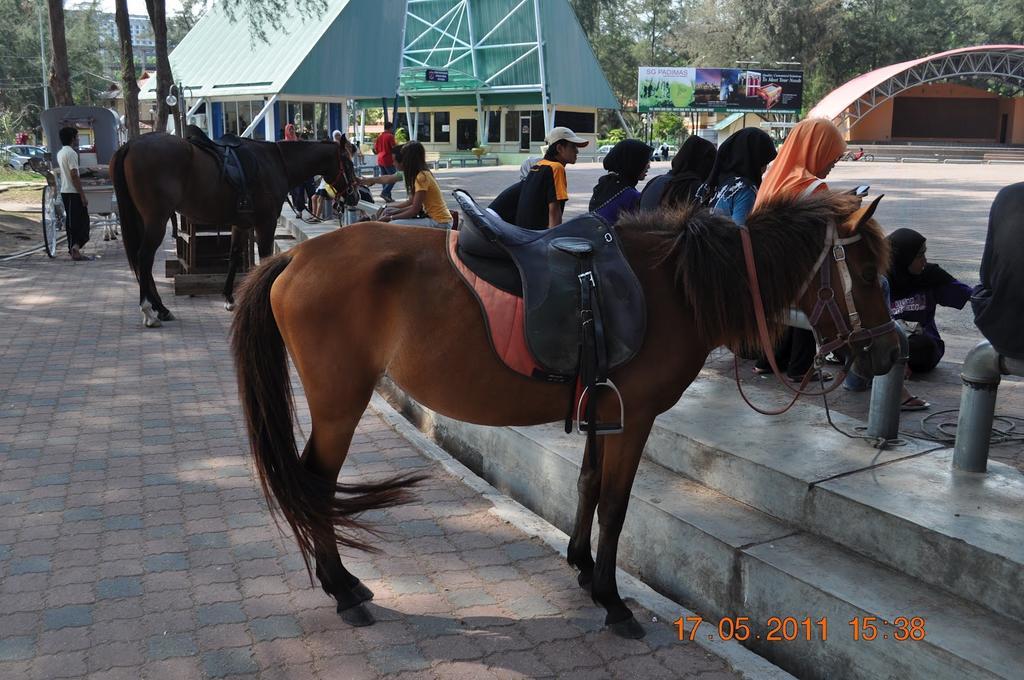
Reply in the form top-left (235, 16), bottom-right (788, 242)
top-left (328, 145), bottom-right (358, 207)
top-left (735, 219), bottom-right (896, 414)
top-left (800, 221), bottom-right (897, 364)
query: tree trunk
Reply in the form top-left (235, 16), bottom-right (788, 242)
top-left (115, 0), bottom-right (140, 139)
top-left (46, 0), bottom-right (73, 106)
top-left (146, 0), bottom-right (174, 133)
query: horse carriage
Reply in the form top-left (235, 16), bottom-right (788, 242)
top-left (39, 106), bottom-right (122, 257)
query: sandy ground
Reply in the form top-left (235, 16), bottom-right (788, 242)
top-left (0, 185), bottom-right (45, 256)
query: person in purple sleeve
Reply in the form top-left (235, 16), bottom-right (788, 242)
top-left (588, 139), bottom-right (652, 224)
top-left (886, 228), bottom-right (972, 374)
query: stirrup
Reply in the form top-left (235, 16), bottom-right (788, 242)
top-left (576, 379), bottom-right (625, 436)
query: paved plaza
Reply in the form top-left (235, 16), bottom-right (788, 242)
top-left (0, 238), bottom-right (745, 677)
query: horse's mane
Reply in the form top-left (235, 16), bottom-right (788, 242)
top-left (619, 192), bottom-right (889, 351)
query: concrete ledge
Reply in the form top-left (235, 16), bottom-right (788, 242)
top-left (645, 378), bottom-right (1024, 624)
top-left (742, 534), bottom-right (1022, 680)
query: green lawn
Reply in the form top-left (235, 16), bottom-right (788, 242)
top-left (0, 167), bottom-right (46, 183)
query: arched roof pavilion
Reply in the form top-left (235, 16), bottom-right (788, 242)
top-left (809, 45), bottom-right (1024, 132)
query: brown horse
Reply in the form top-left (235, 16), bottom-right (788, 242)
top-left (230, 192), bottom-right (900, 638)
top-left (109, 131), bottom-right (359, 327)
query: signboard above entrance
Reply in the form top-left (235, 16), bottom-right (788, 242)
top-left (638, 67), bottom-right (803, 113)
top-left (426, 69), bottom-right (449, 83)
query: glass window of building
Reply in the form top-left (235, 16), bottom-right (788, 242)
top-left (554, 111), bottom-right (596, 134)
top-left (250, 101), bottom-right (265, 140)
top-left (301, 102), bottom-right (315, 137)
top-left (433, 112), bottom-right (450, 143)
top-left (416, 115), bottom-right (430, 143)
top-left (223, 101), bottom-right (238, 136)
top-left (504, 112), bottom-right (519, 143)
top-left (530, 111), bottom-right (545, 142)
top-left (487, 111), bottom-right (501, 143)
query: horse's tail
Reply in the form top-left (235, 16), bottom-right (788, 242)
top-left (230, 254), bottom-right (424, 575)
top-left (110, 141), bottom-right (143, 279)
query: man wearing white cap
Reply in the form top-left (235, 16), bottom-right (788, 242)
top-left (515, 126), bottom-right (589, 229)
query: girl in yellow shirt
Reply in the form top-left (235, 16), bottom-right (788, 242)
top-left (361, 141), bottom-right (452, 228)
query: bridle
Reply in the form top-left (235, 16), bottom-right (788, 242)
top-left (328, 144), bottom-right (359, 208)
top-left (735, 220), bottom-right (897, 415)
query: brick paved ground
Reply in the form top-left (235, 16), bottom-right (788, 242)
top-left (0, 239), bottom-right (741, 678)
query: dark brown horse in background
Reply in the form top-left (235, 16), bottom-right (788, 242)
top-left (230, 192), bottom-right (901, 637)
top-left (110, 132), bottom-right (359, 327)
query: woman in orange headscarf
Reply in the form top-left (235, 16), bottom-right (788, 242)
top-left (753, 118), bottom-right (846, 381)
top-left (754, 118), bottom-right (846, 208)
top-left (284, 123), bottom-right (298, 141)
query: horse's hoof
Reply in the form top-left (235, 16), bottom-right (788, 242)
top-left (224, 301), bottom-right (235, 312)
top-left (157, 309), bottom-right (175, 321)
top-left (338, 602), bottom-right (375, 627)
top-left (606, 616), bottom-right (645, 639)
top-left (577, 571), bottom-right (593, 591)
top-left (352, 582), bottom-right (374, 602)
top-left (143, 317), bottom-right (162, 328)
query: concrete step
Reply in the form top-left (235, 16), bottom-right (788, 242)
top-left (378, 379), bottom-right (1024, 680)
top-left (644, 378), bottom-right (1024, 624)
top-left (741, 533), bottom-right (1023, 680)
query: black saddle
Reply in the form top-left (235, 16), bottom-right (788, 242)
top-left (452, 190), bottom-right (646, 435)
top-left (185, 124), bottom-right (256, 213)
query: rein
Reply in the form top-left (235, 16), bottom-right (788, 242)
top-left (734, 221), bottom-right (897, 416)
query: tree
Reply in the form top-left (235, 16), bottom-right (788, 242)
top-left (168, 0), bottom-right (208, 45)
top-left (146, 0), bottom-right (173, 132)
top-left (46, 0), bottom-right (73, 105)
top-left (653, 112), bottom-right (685, 144)
top-left (219, 0), bottom-right (325, 42)
top-left (115, 0), bottom-right (140, 139)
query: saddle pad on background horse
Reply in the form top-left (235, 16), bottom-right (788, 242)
top-left (450, 190), bottom-right (646, 379)
top-left (185, 125), bottom-right (259, 212)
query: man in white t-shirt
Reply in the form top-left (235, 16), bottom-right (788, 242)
top-left (56, 126), bottom-right (91, 260)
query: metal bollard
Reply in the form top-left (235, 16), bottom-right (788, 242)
top-left (952, 341), bottom-right (1004, 472)
top-left (866, 326), bottom-right (908, 441)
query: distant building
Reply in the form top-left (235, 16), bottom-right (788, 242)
top-left (95, 12), bottom-right (157, 74)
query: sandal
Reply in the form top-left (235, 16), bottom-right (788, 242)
top-left (901, 395), bottom-right (930, 411)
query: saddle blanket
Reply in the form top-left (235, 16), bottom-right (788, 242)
top-left (446, 230), bottom-right (555, 381)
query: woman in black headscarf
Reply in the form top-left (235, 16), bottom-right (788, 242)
top-left (701, 128), bottom-right (777, 225)
top-left (638, 135), bottom-right (716, 210)
top-left (887, 227), bottom-right (971, 374)
top-left (589, 139), bottom-right (653, 223)
top-left (972, 182), bottom-right (1024, 360)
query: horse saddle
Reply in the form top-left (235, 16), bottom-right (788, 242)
top-left (185, 124), bottom-right (256, 213)
top-left (450, 190), bottom-right (646, 434)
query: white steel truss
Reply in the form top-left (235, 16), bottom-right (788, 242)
top-left (841, 49), bottom-right (1024, 129)
top-left (402, 0), bottom-right (542, 86)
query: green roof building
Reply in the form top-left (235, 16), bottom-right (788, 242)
top-left (146, 0), bottom-right (618, 159)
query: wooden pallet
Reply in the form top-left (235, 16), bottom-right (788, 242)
top-left (172, 216), bottom-right (253, 296)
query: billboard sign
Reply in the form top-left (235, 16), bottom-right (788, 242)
top-left (426, 69), bottom-right (449, 83)
top-left (638, 66), bottom-right (803, 113)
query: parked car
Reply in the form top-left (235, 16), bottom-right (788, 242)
top-left (4, 145), bottom-right (48, 171)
